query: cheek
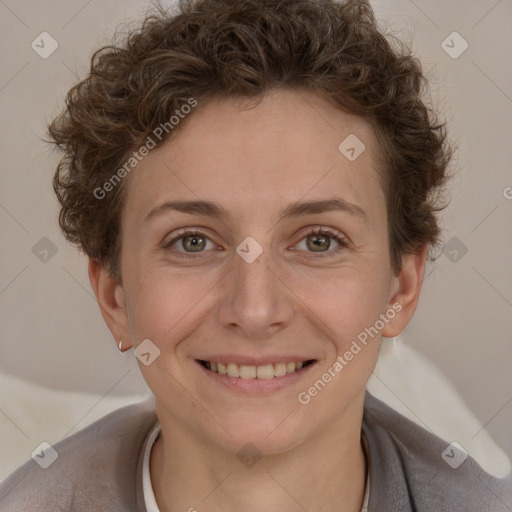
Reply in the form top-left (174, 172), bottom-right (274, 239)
top-left (291, 270), bottom-right (388, 413)
top-left (123, 266), bottom-right (214, 343)
top-left (295, 267), bottom-right (390, 349)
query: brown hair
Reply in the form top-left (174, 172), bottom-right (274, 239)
top-left (48, 0), bottom-right (452, 279)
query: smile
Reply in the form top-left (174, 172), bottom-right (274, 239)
top-left (198, 360), bottom-right (315, 379)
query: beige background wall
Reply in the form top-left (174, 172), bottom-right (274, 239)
top-left (1, 0), bottom-right (511, 459)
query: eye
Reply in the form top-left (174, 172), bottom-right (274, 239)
top-left (163, 228), bottom-right (217, 256)
top-left (162, 226), bottom-right (348, 259)
top-left (294, 227), bottom-right (348, 255)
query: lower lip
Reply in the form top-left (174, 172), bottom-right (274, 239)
top-left (196, 360), bottom-right (316, 394)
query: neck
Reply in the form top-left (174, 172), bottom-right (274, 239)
top-left (150, 397), bottom-right (367, 512)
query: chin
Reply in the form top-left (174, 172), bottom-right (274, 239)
top-left (203, 412), bottom-right (311, 456)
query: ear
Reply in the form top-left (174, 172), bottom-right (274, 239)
top-left (88, 258), bottom-right (133, 350)
top-left (382, 245), bottom-right (428, 338)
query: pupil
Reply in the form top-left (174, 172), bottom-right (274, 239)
top-left (185, 235), bottom-right (204, 251)
top-left (309, 235), bottom-right (330, 252)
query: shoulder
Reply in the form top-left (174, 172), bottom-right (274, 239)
top-left (363, 392), bottom-right (512, 511)
top-left (0, 399), bottom-right (157, 512)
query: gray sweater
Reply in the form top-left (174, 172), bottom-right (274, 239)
top-left (1, 393), bottom-right (511, 511)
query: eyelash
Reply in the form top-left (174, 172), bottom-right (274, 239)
top-left (163, 227), bottom-right (348, 259)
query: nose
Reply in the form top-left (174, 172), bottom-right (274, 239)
top-left (215, 244), bottom-right (295, 340)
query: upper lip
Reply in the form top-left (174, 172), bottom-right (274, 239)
top-left (196, 355), bottom-right (316, 366)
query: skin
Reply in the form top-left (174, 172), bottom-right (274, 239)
top-left (89, 89), bottom-right (426, 512)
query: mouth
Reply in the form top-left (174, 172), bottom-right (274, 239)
top-left (197, 359), bottom-right (316, 379)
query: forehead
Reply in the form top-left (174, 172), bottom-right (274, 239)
top-left (123, 89), bottom-right (385, 224)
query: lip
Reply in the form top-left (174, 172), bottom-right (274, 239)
top-left (195, 359), bottom-right (317, 394)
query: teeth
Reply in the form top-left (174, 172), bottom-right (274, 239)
top-left (204, 360), bottom-right (309, 379)
top-left (274, 362), bottom-right (287, 377)
top-left (256, 364), bottom-right (274, 379)
top-left (227, 363), bottom-right (239, 377)
top-left (239, 365), bottom-right (257, 379)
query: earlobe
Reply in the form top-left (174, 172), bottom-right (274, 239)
top-left (382, 246), bottom-right (428, 338)
top-left (88, 259), bottom-right (133, 351)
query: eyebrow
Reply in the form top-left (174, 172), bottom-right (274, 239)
top-left (278, 197), bottom-right (367, 222)
top-left (144, 197), bottom-right (367, 224)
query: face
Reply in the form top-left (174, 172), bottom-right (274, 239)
top-left (92, 89), bottom-right (423, 455)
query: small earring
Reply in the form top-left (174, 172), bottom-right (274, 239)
top-left (118, 340), bottom-right (124, 352)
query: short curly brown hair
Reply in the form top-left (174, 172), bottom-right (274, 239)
top-left (48, 0), bottom-right (452, 279)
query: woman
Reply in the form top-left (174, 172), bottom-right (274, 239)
top-left (1, 0), bottom-right (510, 510)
